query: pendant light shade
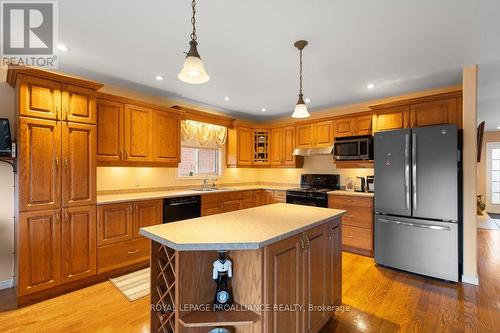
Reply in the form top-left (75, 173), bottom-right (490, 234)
top-left (291, 40), bottom-right (310, 118)
top-left (292, 94), bottom-right (310, 118)
top-left (178, 41), bottom-right (209, 84)
top-left (178, 0), bottom-right (209, 84)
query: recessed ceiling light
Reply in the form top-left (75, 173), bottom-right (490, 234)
top-left (261, 108), bottom-right (267, 112)
top-left (56, 43), bottom-right (69, 52)
top-left (305, 98), bottom-right (311, 104)
top-left (224, 96), bottom-right (230, 101)
top-left (367, 83), bottom-right (375, 89)
top-left (155, 75), bottom-right (164, 81)
top-left (497, 126), bottom-right (500, 130)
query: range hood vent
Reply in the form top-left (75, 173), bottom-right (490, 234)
top-left (292, 146), bottom-right (333, 156)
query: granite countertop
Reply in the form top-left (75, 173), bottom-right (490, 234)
top-left (328, 190), bottom-right (375, 198)
top-left (97, 185), bottom-right (292, 205)
top-left (140, 203), bottom-right (345, 251)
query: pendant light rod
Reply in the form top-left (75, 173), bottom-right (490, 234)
top-left (294, 40), bottom-right (308, 97)
top-left (291, 40), bottom-right (310, 118)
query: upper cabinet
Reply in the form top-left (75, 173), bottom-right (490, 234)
top-left (96, 95), bottom-right (181, 167)
top-left (227, 125), bottom-right (253, 167)
top-left (333, 113), bottom-right (373, 138)
top-left (370, 91), bottom-right (462, 132)
top-left (296, 120), bottom-right (334, 148)
top-left (270, 126), bottom-right (303, 168)
top-left (16, 74), bottom-right (97, 124)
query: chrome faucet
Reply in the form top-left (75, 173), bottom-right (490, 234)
top-left (202, 178), bottom-right (208, 190)
top-left (211, 178), bottom-right (217, 189)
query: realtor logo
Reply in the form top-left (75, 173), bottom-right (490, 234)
top-left (1, 1), bottom-right (59, 68)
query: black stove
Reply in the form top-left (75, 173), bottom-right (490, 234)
top-left (286, 174), bottom-right (340, 208)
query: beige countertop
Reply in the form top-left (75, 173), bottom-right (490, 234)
top-left (328, 190), bottom-right (374, 198)
top-left (140, 203), bottom-right (345, 251)
top-left (97, 185), bottom-right (292, 205)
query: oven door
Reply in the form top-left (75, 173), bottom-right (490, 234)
top-left (286, 193), bottom-right (327, 207)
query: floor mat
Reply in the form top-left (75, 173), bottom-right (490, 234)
top-left (478, 214), bottom-right (500, 230)
top-left (109, 268), bottom-right (150, 302)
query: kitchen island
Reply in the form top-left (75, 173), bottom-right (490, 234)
top-left (140, 203), bottom-right (345, 333)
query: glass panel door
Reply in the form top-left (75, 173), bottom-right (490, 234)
top-left (486, 143), bottom-right (500, 213)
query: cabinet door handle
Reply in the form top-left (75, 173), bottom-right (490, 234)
top-left (55, 157), bottom-right (59, 168)
top-left (56, 211), bottom-right (60, 223)
top-left (128, 204), bottom-right (133, 213)
top-left (64, 158), bottom-right (68, 168)
top-left (119, 150), bottom-right (123, 160)
top-left (65, 106), bottom-right (69, 121)
top-left (300, 236), bottom-right (305, 250)
top-left (124, 151), bottom-right (128, 159)
top-left (128, 250), bottom-right (139, 255)
top-left (55, 105), bottom-right (59, 120)
top-left (64, 210), bottom-right (69, 221)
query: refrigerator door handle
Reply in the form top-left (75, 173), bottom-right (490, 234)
top-left (377, 218), bottom-right (451, 231)
top-left (405, 134), bottom-right (410, 210)
top-left (412, 133), bottom-right (417, 210)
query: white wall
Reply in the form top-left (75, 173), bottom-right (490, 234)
top-left (0, 67), bottom-right (15, 286)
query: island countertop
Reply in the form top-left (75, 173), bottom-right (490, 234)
top-left (140, 203), bottom-right (345, 251)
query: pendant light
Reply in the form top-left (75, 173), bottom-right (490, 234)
top-left (178, 0), bottom-right (209, 84)
top-left (291, 40), bottom-right (310, 118)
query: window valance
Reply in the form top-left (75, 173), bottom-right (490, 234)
top-left (180, 120), bottom-right (227, 149)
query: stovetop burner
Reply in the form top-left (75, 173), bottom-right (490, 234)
top-left (287, 187), bottom-right (332, 193)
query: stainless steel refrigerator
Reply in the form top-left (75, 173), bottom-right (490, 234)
top-left (374, 124), bottom-right (460, 282)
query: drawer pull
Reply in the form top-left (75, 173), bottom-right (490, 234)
top-left (345, 214), bottom-right (354, 218)
top-left (346, 235), bottom-right (354, 238)
top-left (127, 250), bottom-right (139, 254)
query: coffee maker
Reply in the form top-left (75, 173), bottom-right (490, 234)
top-left (354, 177), bottom-right (366, 192)
top-left (366, 176), bottom-right (374, 193)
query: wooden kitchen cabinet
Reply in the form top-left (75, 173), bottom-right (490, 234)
top-left (61, 84), bottom-right (97, 124)
top-left (354, 114), bottom-right (373, 135)
top-left (96, 99), bottom-right (124, 162)
top-left (133, 200), bottom-right (163, 238)
top-left (295, 120), bottom-right (334, 148)
top-left (227, 126), bottom-right (253, 167)
top-left (221, 199), bottom-right (243, 212)
top-left (329, 194), bottom-right (374, 256)
top-left (97, 202), bottom-right (134, 246)
top-left (152, 110), bottom-right (180, 164)
top-left (124, 104), bottom-right (153, 162)
top-left (370, 91), bottom-right (463, 132)
top-left (18, 210), bottom-right (62, 296)
top-left (265, 222), bottom-right (341, 333)
top-left (270, 126), bottom-right (303, 167)
top-left (61, 205), bottom-right (97, 283)
top-left (270, 127), bottom-right (283, 166)
top-left (410, 98), bottom-right (458, 128)
top-left (265, 233), bottom-right (303, 333)
top-left (62, 122), bottom-right (96, 207)
top-left (302, 225), bottom-right (328, 333)
top-left (327, 221), bottom-right (342, 307)
top-left (18, 117), bottom-right (61, 212)
top-left (333, 118), bottom-right (354, 137)
top-left (18, 75), bottom-right (61, 120)
top-left (372, 105), bottom-right (410, 132)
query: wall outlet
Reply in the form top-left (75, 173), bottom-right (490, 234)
top-left (134, 175), bottom-right (140, 187)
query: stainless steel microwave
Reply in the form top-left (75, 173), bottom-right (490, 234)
top-left (333, 136), bottom-right (373, 160)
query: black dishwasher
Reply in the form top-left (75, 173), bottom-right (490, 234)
top-left (163, 195), bottom-right (201, 223)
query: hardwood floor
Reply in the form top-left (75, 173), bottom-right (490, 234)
top-left (0, 229), bottom-right (499, 333)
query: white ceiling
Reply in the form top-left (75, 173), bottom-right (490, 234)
top-left (58, 0), bottom-right (500, 123)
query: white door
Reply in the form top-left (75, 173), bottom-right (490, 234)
top-left (486, 142), bottom-right (500, 213)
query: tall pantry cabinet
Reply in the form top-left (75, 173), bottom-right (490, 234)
top-left (8, 67), bottom-right (103, 297)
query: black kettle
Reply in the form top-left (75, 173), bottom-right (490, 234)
top-left (354, 177), bottom-right (366, 192)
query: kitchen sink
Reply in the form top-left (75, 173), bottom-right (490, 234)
top-left (190, 187), bottom-right (235, 192)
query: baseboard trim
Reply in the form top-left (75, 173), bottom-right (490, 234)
top-left (461, 274), bottom-right (479, 285)
top-left (0, 278), bottom-right (14, 290)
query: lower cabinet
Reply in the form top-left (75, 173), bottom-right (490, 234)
top-left (62, 206), bottom-right (97, 283)
top-left (18, 205), bottom-right (97, 296)
top-left (97, 200), bottom-right (162, 273)
top-left (328, 194), bottom-right (374, 257)
top-left (201, 190), bottom-right (287, 216)
top-left (265, 222), bottom-right (342, 333)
